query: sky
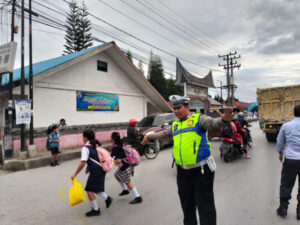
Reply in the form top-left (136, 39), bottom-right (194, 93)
top-left (1, 0), bottom-right (300, 103)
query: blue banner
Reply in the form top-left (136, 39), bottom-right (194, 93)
top-left (76, 91), bottom-right (119, 111)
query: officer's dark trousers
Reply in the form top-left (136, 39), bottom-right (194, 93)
top-left (177, 164), bottom-right (216, 225)
top-left (280, 158), bottom-right (300, 202)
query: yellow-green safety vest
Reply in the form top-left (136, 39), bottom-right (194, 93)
top-left (172, 113), bottom-right (212, 166)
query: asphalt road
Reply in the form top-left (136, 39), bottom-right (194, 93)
top-left (0, 122), bottom-right (299, 225)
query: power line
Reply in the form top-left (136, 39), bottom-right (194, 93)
top-left (134, 0), bottom-right (219, 53)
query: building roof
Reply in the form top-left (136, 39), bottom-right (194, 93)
top-left (1, 43), bottom-right (109, 86)
top-left (1, 42), bottom-right (172, 112)
top-left (175, 58), bottom-right (215, 88)
top-left (234, 101), bottom-right (252, 110)
top-left (209, 98), bottom-right (222, 105)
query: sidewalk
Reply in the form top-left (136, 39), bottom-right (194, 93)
top-left (2, 143), bottom-right (112, 171)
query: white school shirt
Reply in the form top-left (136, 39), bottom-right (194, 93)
top-left (81, 141), bottom-right (90, 162)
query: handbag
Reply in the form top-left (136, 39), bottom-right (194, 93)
top-left (69, 178), bottom-right (86, 206)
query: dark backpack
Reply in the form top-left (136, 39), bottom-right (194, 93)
top-left (221, 122), bottom-right (233, 138)
top-left (46, 125), bottom-right (54, 150)
top-left (46, 134), bottom-right (51, 151)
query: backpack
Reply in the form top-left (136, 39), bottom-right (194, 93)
top-left (221, 122), bottom-right (233, 138)
top-left (122, 145), bottom-right (141, 166)
top-left (89, 147), bottom-right (114, 172)
top-left (46, 135), bottom-right (51, 151)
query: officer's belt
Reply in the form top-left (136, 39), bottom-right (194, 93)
top-left (180, 159), bottom-right (207, 170)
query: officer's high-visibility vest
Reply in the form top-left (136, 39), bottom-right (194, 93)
top-left (172, 113), bottom-right (212, 166)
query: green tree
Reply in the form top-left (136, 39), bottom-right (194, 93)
top-left (138, 59), bottom-right (144, 75)
top-left (165, 78), bottom-right (184, 99)
top-left (214, 94), bottom-right (224, 103)
top-left (147, 52), bottom-right (167, 99)
top-left (125, 49), bottom-right (133, 62)
top-left (63, 1), bottom-right (93, 54)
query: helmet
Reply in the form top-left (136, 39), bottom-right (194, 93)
top-left (238, 112), bottom-right (244, 118)
top-left (129, 119), bottom-right (137, 126)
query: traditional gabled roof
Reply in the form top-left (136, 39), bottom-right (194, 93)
top-left (175, 58), bottom-right (215, 88)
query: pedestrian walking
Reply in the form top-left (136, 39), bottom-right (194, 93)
top-left (142, 96), bottom-right (235, 225)
top-left (110, 132), bottom-right (142, 204)
top-left (49, 125), bottom-right (60, 166)
top-left (276, 104), bottom-right (300, 220)
top-left (71, 129), bottom-right (113, 217)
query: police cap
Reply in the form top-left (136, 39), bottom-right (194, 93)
top-left (169, 95), bottom-right (190, 109)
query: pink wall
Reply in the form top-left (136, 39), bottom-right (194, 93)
top-left (13, 129), bottom-right (126, 152)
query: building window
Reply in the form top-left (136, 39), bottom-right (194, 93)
top-left (97, 60), bottom-right (108, 72)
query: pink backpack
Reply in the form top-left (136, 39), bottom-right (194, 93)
top-left (89, 147), bottom-right (114, 172)
top-left (122, 145), bottom-right (141, 166)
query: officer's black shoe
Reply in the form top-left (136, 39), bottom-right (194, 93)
top-left (55, 160), bottom-right (60, 166)
top-left (85, 208), bottom-right (100, 217)
top-left (50, 162), bottom-right (55, 167)
top-left (105, 196), bottom-right (113, 208)
top-left (277, 201), bottom-right (288, 218)
top-left (129, 196), bottom-right (142, 204)
top-left (119, 190), bottom-right (130, 196)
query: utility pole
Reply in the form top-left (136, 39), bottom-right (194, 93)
top-left (216, 80), bottom-right (223, 101)
top-left (218, 52), bottom-right (241, 107)
top-left (8, 0), bottom-right (16, 123)
top-left (20, 0), bottom-right (25, 151)
top-left (29, 0), bottom-right (34, 145)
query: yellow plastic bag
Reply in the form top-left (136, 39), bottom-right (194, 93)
top-left (69, 178), bottom-right (86, 206)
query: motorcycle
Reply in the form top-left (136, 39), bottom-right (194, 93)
top-left (124, 134), bottom-right (159, 160)
top-left (219, 137), bottom-right (244, 162)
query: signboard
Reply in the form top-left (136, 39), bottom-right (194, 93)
top-left (15, 100), bottom-right (32, 124)
top-left (76, 91), bottom-right (119, 111)
top-left (186, 84), bottom-right (208, 97)
top-left (190, 99), bottom-right (204, 109)
top-left (0, 42), bottom-right (18, 73)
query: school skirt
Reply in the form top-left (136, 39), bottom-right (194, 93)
top-left (115, 166), bottom-right (134, 184)
top-left (85, 168), bottom-right (106, 193)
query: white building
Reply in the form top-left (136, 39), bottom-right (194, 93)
top-left (1, 41), bottom-right (172, 128)
top-left (0, 42), bottom-right (172, 152)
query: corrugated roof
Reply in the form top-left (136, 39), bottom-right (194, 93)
top-left (1, 43), bottom-right (109, 86)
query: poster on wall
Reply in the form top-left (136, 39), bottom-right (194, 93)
top-left (76, 91), bottom-right (119, 111)
top-left (15, 100), bottom-right (32, 124)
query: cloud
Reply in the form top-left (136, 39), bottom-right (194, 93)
top-left (248, 0), bottom-right (300, 54)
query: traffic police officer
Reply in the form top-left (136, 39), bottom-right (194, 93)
top-left (142, 96), bottom-right (235, 225)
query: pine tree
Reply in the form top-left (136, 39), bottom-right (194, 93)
top-left (138, 60), bottom-right (144, 75)
top-left (147, 52), bottom-right (167, 99)
top-left (126, 49), bottom-right (133, 62)
top-left (63, 1), bottom-right (93, 54)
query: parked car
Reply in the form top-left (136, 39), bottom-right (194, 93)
top-left (137, 113), bottom-right (177, 150)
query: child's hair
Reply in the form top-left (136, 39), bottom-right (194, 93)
top-left (111, 132), bottom-right (122, 146)
top-left (83, 129), bottom-right (101, 148)
top-left (52, 125), bottom-right (58, 132)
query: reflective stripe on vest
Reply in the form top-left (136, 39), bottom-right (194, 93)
top-left (172, 113), bottom-right (212, 166)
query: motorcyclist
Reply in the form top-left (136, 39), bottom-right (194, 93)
top-left (127, 119), bottom-right (139, 146)
top-left (237, 111), bottom-right (252, 144)
top-left (237, 111), bottom-right (252, 128)
top-left (126, 119), bottom-right (143, 155)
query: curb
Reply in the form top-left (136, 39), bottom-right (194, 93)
top-left (3, 143), bottom-right (113, 171)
